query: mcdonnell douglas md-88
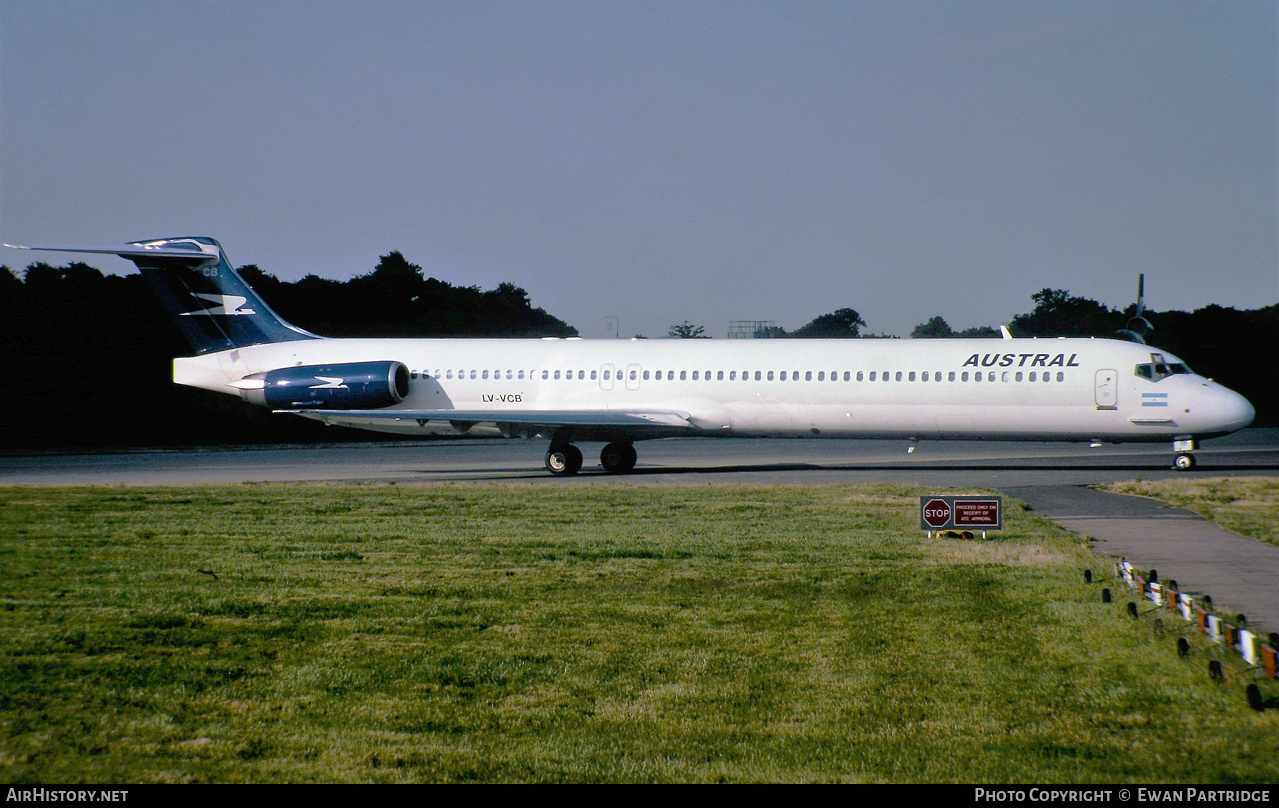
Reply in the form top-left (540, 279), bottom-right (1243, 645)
top-left (6, 237), bottom-right (1255, 475)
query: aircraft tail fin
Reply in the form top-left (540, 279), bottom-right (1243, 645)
top-left (5, 236), bottom-right (319, 354)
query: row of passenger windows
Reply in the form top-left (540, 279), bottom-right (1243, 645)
top-left (408, 368), bottom-right (1070, 383)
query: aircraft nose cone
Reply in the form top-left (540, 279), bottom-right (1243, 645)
top-left (1227, 392), bottom-right (1256, 430)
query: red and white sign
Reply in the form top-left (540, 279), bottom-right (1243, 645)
top-left (953, 499), bottom-right (1000, 527)
top-left (921, 498), bottom-right (952, 528)
top-left (919, 496), bottom-right (1002, 531)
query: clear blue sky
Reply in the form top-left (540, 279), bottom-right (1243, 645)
top-left (2, 0), bottom-right (1275, 338)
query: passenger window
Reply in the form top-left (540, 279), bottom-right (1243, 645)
top-left (630, 370), bottom-right (637, 380)
top-left (779, 371), bottom-right (786, 381)
top-left (1056, 372), bottom-right (1065, 382)
top-left (519, 370), bottom-right (525, 380)
top-left (768, 371), bottom-right (775, 381)
top-left (643, 370), bottom-right (650, 380)
top-left (718, 371), bottom-right (724, 380)
top-left (962, 372), bottom-right (969, 382)
top-left (754, 371), bottom-right (762, 381)
top-left (870, 371), bottom-right (877, 381)
top-left (806, 371), bottom-right (813, 381)
top-left (590, 370), bottom-right (597, 380)
top-left (482, 370), bottom-right (489, 380)
top-left (948, 372), bottom-right (956, 382)
top-left (730, 371), bottom-right (736, 381)
top-left (681, 370), bottom-right (687, 381)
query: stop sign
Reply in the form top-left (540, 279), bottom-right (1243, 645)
top-left (922, 498), bottom-right (952, 528)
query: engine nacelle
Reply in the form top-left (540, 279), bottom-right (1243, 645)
top-left (239, 361), bottom-right (410, 410)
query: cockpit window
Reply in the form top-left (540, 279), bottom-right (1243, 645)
top-left (1135, 352), bottom-right (1193, 381)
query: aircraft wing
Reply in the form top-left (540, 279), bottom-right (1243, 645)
top-left (290, 408), bottom-right (694, 429)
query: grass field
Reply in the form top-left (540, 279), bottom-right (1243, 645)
top-left (1, 483), bottom-right (1276, 783)
top-left (1101, 477), bottom-right (1279, 548)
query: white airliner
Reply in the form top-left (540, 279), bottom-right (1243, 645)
top-left (6, 237), bottom-right (1255, 474)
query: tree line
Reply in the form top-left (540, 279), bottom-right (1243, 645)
top-left (4, 254), bottom-right (1274, 450)
top-left (1, 252), bottom-right (574, 449)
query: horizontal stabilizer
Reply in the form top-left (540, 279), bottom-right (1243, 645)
top-left (6, 236), bottom-right (316, 353)
top-left (289, 408), bottom-right (693, 429)
top-left (4, 239), bottom-right (221, 263)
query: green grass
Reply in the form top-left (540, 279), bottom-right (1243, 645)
top-left (1101, 477), bottom-right (1279, 547)
top-left (1, 484), bottom-right (1275, 783)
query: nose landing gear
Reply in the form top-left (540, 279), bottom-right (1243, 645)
top-left (1172, 438), bottom-right (1197, 471)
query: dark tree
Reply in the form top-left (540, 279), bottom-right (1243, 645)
top-left (4, 249), bottom-right (581, 449)
top-left (792, 308), bottom-right (866, 338)
top-left (1010, 289), bottom-right (1120, 337)
top-left (911, 316), bottom-right (954, 338)
top-left (668, 321), bottom-right (708, 339)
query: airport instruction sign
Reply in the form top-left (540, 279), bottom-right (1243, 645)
top-left (919, 495), bottom-right (1002, 531)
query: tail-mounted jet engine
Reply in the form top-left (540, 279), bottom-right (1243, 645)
top-left (1112, 274), bottom-right (1153, 344)
top-left (236, 361), bottom-right (410, 409)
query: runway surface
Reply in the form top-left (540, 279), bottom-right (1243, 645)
top-left (5, 428), bottom-right (1278, 487)
top-left (4, 428), bottom-right (1278, 630)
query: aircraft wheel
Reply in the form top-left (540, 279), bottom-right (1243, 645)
top-left (1174, 453), bottom-right (1196, 471)
top-left (545, 445), bottom-right (583, 476)
top-left (600, 442), bottom-right (637, 474)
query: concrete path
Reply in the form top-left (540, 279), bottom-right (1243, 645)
top-left (1006, 485), bottom-right (1279, 636)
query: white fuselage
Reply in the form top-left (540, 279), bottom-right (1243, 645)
top-left (174, 335), bottom-right (1255, 444)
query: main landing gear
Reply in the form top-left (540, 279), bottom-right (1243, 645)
top-left (544, 444), bottom-right (583, 476)
top-left (543, 433), bottom-right (636, 476)
top-left (599, 441), bottom-right (638, 474)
